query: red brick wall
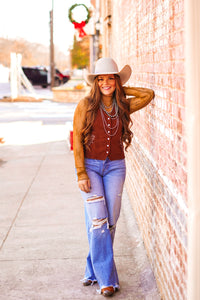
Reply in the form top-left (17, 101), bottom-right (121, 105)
top-left (102, 0), bottom-right (187, 299)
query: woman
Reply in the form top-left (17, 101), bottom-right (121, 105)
top-left (73, 57), bottom-right (154, 297)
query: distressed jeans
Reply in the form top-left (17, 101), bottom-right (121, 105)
top-left (80, 157), bottom-right (126, 290)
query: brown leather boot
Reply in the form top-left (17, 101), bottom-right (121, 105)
top-left (82, 279), bottom-right (97, 286)
top-left (101, 286), bottom-right (115, 297)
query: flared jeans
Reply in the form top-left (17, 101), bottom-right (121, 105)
top-left (80, 158), bottom-right (126, 290)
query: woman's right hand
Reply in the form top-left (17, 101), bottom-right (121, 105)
top-left (78, 179), bottom-right (91, 193)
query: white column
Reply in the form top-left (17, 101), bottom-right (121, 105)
top-left (185, 0), bottom-right (200, 299)
top-left (10, 53), bottom-right (18, 99)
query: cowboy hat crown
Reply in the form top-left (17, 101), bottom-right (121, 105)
top-left (84, 57), bottom-right (132, 85)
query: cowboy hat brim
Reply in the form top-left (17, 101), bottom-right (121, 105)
top-left (84, 64), bottom-right (132, 85)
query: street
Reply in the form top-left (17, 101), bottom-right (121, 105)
top-left (0, 90), bottom-right (76, 147)
top-left (0, 100), bottom-right (76, 123)
top-left (0, 82), bottom-right (53, 100)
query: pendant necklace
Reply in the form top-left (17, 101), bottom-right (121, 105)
top-left (102, 102), bottom-right (113, 110)
top-left (100, 99), bottom-right (118, 118)
top-left (100, 98), bottom-right (119, 136)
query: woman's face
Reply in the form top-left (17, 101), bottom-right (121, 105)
top-left (97, 74), bottom-right (116, 96)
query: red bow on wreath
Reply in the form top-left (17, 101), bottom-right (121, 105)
top-left (73, 21), bottom-right (86, 38)
top-left (68, 4), bottom-right (90, 39)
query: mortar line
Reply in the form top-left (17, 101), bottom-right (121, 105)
top-left (0, 154), bottom-right (46, 251)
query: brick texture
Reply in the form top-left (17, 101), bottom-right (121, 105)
top-left (101, 0), bottom-right (187, 299)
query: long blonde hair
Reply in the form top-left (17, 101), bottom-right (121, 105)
top-left (82, 75), bottom-right (133, 150)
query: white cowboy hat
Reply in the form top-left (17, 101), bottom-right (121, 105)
top-left (84, 57), bottom-right (132, 85)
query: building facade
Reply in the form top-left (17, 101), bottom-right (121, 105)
top-left (100, 0), bottom-right (187, 299)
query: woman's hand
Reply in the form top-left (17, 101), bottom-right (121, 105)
top-left (123, 86), bottom-right (155, 113)
top-left (78, 179), bottom-right (91, 193)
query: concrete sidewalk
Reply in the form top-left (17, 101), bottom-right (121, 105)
top-left (0, 125), bottom-right (160, 299)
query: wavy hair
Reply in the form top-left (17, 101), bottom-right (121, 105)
top-left (82, 75), bottom-right (133, 150)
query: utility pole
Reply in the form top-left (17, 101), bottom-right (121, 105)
top-left (95, 0), bottom-right (100, 61)
top-left (50, 0), bottom-right (55, 88)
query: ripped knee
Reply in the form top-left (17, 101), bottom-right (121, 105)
top-left (87, 195), bottom-right (104, 203)
top-left (86, 195), bottom-right (108, 230)
top-left (92, 217), bottom-right (108, 229)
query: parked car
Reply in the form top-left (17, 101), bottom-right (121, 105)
top-left (22, 67), bottom-right (48, 88)
top-left (22, 67), bottom-right (64, 88)
top-left (55, 68), bottom-right (70, 84)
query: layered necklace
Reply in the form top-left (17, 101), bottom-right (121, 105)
top-left (100, 98), bottom-right (119, 137)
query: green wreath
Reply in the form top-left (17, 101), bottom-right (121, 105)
top-left (68, 3), bottom-right (91, 25)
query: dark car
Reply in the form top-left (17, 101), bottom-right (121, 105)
top-left (22, 67), bottom-right (48, 88)
top-left (22, 67), bottom-right (61, 88)
top-left (55, 69), bottom-right (70, 84)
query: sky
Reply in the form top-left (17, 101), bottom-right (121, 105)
top-left (0, 0), bottom-right (92, 54)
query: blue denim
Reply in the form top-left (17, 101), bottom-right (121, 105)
top-left (80, 158), bottom-right (126, 290)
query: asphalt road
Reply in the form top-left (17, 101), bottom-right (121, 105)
top-left (0, 100), bottom-right (76, 124)
top-left (0, 81), bottom-right (76, 124)
top-left (0, 85), bottom-right (77, 147)
top-left (0, 82), bottom-right (53, 99)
